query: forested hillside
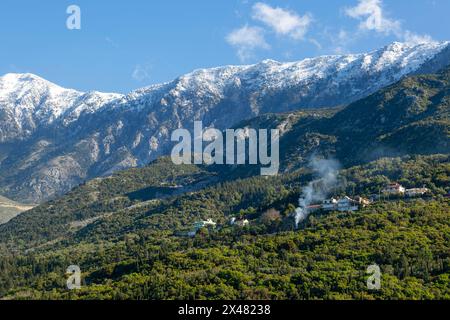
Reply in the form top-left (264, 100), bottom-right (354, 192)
top-left (0, 66), bottom-right (449, 300)
top-left (0, 154), bottom-right (448, 299)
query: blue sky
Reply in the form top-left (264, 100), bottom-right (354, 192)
top-left (0, 0), bottom-right (449, 93)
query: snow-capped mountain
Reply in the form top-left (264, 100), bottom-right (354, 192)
top-left (0, 73), bottom-right (123, 142)
top-left (123, 41), bottom-right (450, 115)
top-left (1, 41), bottom-right (450, 203)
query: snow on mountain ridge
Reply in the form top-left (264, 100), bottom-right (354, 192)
top-left (113, 41), bottom-right (449, 123)
top-left (2, 41), bottom-right (448, 121)
top-left (1, 41), bottom-right (450, 203)
top-left (0, 73), bottom-right (123, 115)
top-left (3, 41), bottom-right (447, 142)
top-left (128, 41), bottom-right (449, 101)
top-left (0, 73), bottom-right (124, 141)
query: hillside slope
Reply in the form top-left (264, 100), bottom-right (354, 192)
top-left (1, 41), bottom-right (450, 203)
top-left (0, 154), bottom-right (448, 299)
top-left (1, 64), bottom-right (449, 249)
top-left (0, 195), bottom-right (34, 225)
top-left (0, 51), bottom-right (449, 300)
top-left (276, 66), bottom-right (450, 171)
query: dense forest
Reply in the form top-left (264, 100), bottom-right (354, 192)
top-left (0, 154), bottom-right (448, 300)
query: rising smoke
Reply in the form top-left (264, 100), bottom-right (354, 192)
top-left (295, 158), bottom-right (341, 228)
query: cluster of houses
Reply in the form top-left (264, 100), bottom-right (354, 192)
top-left (177, 182), bottom-right (436, 237)
top-left (381, 183), bottom-right (430, 198)
top-left (307, 183), bottom-right (432, 213)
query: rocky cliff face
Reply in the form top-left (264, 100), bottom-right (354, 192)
top-left (1, 41), bottom-right (449, 203)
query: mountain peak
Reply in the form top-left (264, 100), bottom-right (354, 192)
top-left (0, 72), bottom-right (74, 98)
top-left (259, 59), bottom-right (281, 65)
top-left (1, 72), bottom-right (43, 81)
top-left (0, 72), bottom-right (58, 87)
top-left (0, 72), bottom-right (123, 141)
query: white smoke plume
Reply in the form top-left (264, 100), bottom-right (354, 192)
top-left (295, 158), bottom-right (341, 227)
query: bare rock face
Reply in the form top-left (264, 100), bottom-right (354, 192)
top-left (1, 41), bottom-right (449, 203)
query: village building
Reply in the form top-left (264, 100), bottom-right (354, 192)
top-left (321, 196), bottom-right (371, 212)
top-left (337, 197), bottom-right (360, 212)
top-left (354, 196), bottom-right (371, 206)
top-left (382, 183), bottom-right (406, 195)
top-left (381, 183), bottom-right (431, 198)
top-left (193, 219), bottom-right (217, 229)
top-left (306, 204), bottom-right (322, 212)
top-left (405, 188), bottom-right (430, 197)
top-left (322, 198), bottom-right (338, 211)
top-left (178, 219), bottom-right (217, 238)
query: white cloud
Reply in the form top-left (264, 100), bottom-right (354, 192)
top-left (345, 0), bottom-right (401, 35)
top-left (345, 0), bottom-right (435, 45)
top-left (403, 31), bottom-right (435, 45)
top-left (252, 2), bottom-right (312, 40)
top-left (226, 25), bottom-right (270, 62)
top-left (226, 2), bottom-right (316, 60)
top-left (132, 64), bottom-right (151, 82)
